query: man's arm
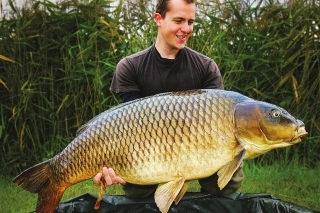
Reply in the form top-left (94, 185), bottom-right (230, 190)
top-left (202, 60), bottom-right (224, 90)
top-left (119, 91), bottom-right (142, 103)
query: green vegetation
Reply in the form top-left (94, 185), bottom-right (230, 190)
top-left (0, 0), bottom-right (319, 211)
top-left (1, 0), bottom-right (318, 175)
top-left (1, 161), bottom-right (319, 212)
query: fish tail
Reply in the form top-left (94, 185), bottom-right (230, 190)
top-left (13, 160), bottom-right (67, 213)
top-left (36, 182), bottom-right (66, 213)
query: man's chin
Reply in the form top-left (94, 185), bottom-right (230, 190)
top-left (175, 43), bottom-right (186, 50)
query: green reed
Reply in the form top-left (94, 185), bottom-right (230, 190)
top-left (0, 0), bottom-right (319, 176)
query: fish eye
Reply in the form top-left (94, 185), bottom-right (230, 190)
top-left (271, 109), bottom-right (281, 118)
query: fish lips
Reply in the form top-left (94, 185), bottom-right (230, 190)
top-left (290, 119), bottom-right (308, 143)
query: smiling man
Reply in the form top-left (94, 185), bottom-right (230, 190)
top-left (154, 0), bottom-right (195, 58)
top-left (93, 0), bottom-right (244, 199)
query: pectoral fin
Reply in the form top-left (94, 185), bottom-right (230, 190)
top-left (217, 148), bottom-right (246, 190)
top-left (174, 181), bottom-right (189, 204)
top-left (155, 177), bottom-right (186, 213)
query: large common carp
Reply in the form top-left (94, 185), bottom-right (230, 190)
top-left (13, 89), bottom-right (307, 213)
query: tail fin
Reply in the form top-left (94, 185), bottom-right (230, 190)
top-left (13, 160), bottom-right (51, 193)
top-left (13, 160), bottom-right (67, 213)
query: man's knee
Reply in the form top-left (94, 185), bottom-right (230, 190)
top-left (122, 183), bottom-right (158, 198)
top-left (199, 163), bottom-right (244, 195)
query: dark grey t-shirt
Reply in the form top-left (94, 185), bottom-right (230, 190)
top-left (110, 45), bottom-right (223, 97)
top-left (109, 46), bottom-right (243, 194)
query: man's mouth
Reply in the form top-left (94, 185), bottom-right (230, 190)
top-left (176, 35), bottom-right (187, 39)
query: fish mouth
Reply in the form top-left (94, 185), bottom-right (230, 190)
top-left (291, 126), bottom-right (308, 143)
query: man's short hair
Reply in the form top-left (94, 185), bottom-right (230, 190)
top-left (156, 0), bottom-right (196, 18)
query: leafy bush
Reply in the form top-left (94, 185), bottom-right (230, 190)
top-left (0, 0), bottom-right (319, 175)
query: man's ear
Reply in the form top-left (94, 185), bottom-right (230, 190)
top-left (154, 13), bottom-right (162, 27)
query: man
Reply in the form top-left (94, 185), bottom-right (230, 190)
top-left (93, 0), bottom-right (244, 198)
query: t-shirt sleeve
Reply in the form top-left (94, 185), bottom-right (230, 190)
top-left (109, 58), bottom-right (141, 94)
top-left (119, 91), bottom-right (142, 103)
top-left (202, 60), bottom-right (224, 90)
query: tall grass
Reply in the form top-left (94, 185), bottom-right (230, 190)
top-left (0, 0), bottom-right (319, 176)
top-left (0, 0), bottom-right (124, 174)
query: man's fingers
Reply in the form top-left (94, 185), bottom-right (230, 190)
top-left (117, 177), bottom-right (126, 185)
top-left (93, 167), bottom-right (126, 186)
top-left (107, 167), bottom-right (126, 185)
top-left (93, 173), bottom-right (102, 186)
top-left (102, 167), bottom-right (113, 185)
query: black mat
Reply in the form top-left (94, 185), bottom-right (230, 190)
top-left (44, 192), bottom-right (319, 213)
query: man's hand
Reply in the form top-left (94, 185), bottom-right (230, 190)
top-left (93, 167), bottom-right (126, 187)
top-left (93, 167), bottom-right (125, 209)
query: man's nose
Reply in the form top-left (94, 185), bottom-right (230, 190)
top-left (181, 23), bottom-right (191, 33)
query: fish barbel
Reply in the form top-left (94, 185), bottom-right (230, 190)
top-left (12, 89), bottom-right (307, 213)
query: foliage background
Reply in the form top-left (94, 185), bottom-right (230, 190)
top-left (0, 0), bottom-right (319, 176)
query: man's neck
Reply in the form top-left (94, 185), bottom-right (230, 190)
top-left (155, 41), bottom-right (180, 59)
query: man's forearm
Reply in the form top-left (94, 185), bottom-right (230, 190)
top-left (119, 91), bottom-right (142, 103)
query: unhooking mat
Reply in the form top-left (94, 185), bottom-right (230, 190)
top-left (39, 192), bottom-right (320, 213)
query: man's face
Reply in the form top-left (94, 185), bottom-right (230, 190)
top-left (154, 0), bottom-right (196, 51)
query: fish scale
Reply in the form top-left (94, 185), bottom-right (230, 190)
top-left (55, 90), bottom-right (218, 181)
top-left (12, 89), bottom-right (307, 213)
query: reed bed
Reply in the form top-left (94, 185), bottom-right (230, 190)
top-left (0, 0), bottom-right (319, 176)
